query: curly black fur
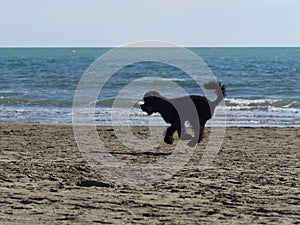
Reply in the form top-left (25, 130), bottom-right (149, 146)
top-left (140, 82), bottom-right (226, 146)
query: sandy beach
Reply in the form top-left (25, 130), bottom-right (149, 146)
top-left (0, 122), bottom-right (299, 224)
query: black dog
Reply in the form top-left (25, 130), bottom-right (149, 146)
top-left (140, 82), bottom-right (226, 146)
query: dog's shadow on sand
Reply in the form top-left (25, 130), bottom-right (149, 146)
top-left (109, 151), bottom-right (172, 156)
top-left (114, 126), bottom-right (173, 156)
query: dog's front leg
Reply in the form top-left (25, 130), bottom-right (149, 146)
top-left (164, 125), bottom-right (176, 144)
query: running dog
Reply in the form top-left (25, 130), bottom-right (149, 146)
top-left (140, 82), bottom-right (226, 147)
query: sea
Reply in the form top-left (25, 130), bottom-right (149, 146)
top-left (0, 47), bottom-right (299, 127)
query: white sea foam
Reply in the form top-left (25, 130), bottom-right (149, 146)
top-left (226, 98), bottom-right (277, 106)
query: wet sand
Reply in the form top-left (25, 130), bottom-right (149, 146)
top-left (0, 122), bottom-right (299, 224)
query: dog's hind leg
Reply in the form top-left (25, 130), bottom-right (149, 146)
top-left (197, 124), bottom-right (205, 142)
top-left (187, 120), bottom-right (203, 147)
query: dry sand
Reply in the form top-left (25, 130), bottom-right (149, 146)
top-left (0, 122), bottom-right (299, 224)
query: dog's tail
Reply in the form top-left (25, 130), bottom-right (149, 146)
top-left (204, 81), bottom-right (226, 107)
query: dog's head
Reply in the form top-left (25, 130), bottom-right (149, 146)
top-left (140, 91), bottom-right (161, 115)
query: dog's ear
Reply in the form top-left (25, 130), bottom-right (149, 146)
top-left (144, 91), bottom-right (161, 98)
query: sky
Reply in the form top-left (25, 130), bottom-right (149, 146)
top-left (1, 0), bottom-right (300, 47)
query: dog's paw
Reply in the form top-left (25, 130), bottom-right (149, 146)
top-left (164, 136), bottom-right (174, 145)
top-left (187, 140), bottom-right (197, 147)
top-left (180, 133), bottom-right (193, 140)
top-left (197, 135), bottom-right (204, 143)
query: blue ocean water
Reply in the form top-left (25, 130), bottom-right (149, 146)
top-left (0, 47), bottom-right (299, 127)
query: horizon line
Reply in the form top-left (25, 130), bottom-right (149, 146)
top-left (1, 45), bottom-right (300, 48)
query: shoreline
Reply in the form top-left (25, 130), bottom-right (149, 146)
top-left (1, 122), bottom-right (299, 224)
top-left (1, 121), bottom-right (299, 128)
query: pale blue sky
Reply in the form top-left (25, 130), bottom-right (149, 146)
top-left (1, 0), bottom-right (299, 47)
